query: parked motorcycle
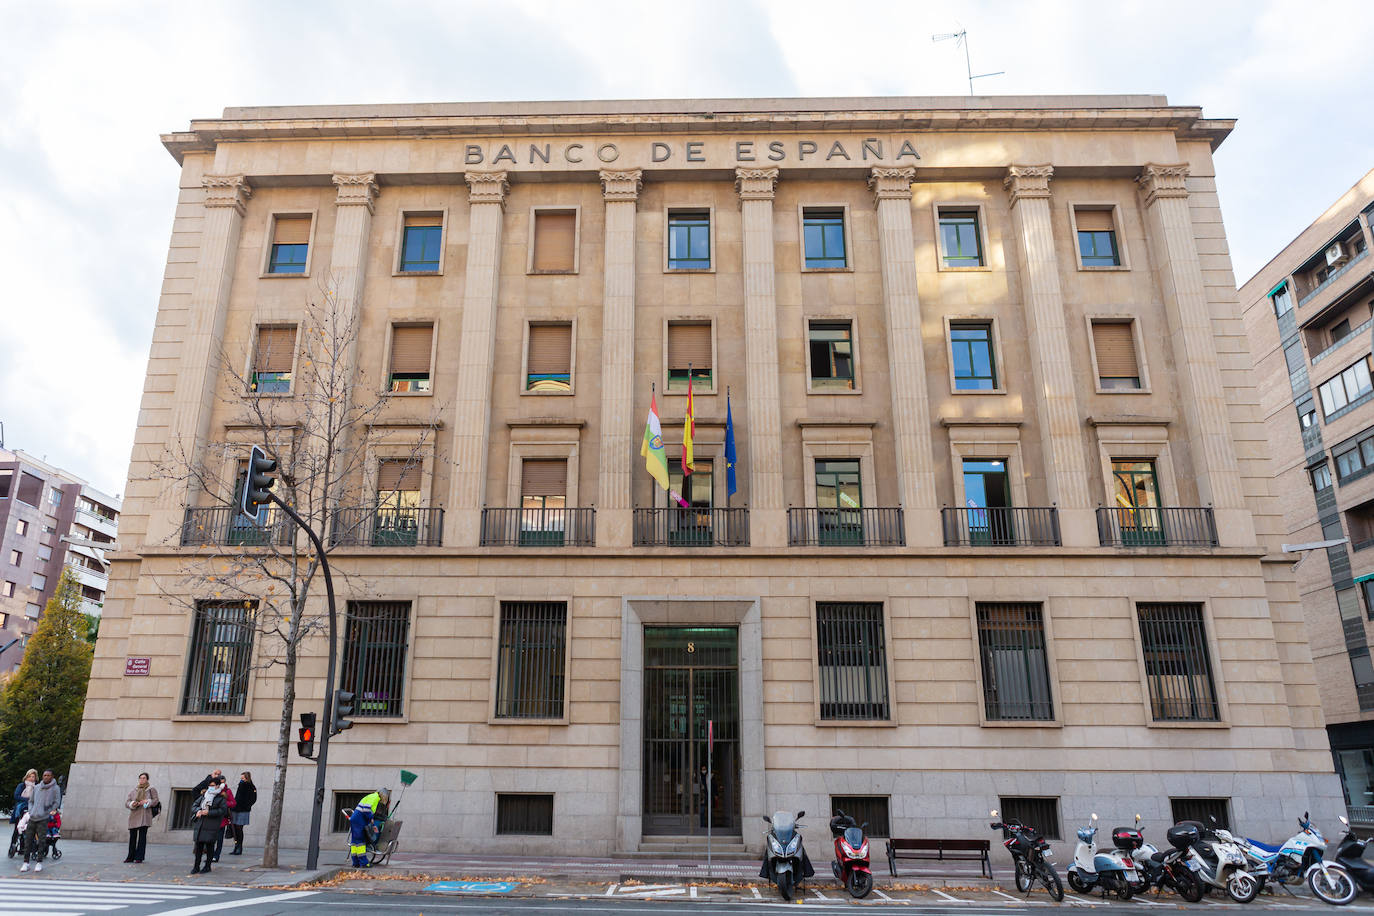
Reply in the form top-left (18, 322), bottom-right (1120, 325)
top-left (1129, 815), bottom-right (1204, 902)
top-left (761, 810), bottom-right (813, 901)
top-left (829, 810), bottom-right (873, 899)
top-left (1174, 819), bottom-right (1260, 903)
top-left (1238, 811), bottom-right (1352, 904)
top-left (1327, 815), bottom-right (1374, 902)
top-left (991, 809), bottom-right (1064, 901)
top-left (1066, 813), bottom-right (1140, 899)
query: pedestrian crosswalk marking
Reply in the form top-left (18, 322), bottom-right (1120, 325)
top-left (0, 880), bottom-right (236, 916)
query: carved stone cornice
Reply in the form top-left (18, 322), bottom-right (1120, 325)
top-left (1003, 165), bottom-right (1054, 206)
top-left (868, 166), bottom-right (915, 201)
top-left (465, 170), bottom-right (510, 206)
top-left (201, 174), bottom-right (252, 214)
top-left (599, 168), bottom-right (643, 202)
top-left (332, 172), bottom-right (379, 212)
top-left (1137, 163), bottom-right (1191, 208)
top-left (735, 167), bottom-right (779, 201)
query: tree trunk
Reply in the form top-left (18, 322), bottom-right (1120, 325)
top-left (260, 597), bottom-right (305, 868)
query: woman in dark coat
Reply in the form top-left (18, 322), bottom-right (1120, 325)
top-left (190, 778), bottom-right (229, 874)
top-left (230, 772), bottom-right (256, 855)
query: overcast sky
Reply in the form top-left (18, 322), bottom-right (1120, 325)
top-left (1, 0), bottom-right (1370, 496)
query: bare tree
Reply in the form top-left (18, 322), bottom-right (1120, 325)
top-left (150, 281), bottom-right (443, 867)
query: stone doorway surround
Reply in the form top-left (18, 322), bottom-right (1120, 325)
top-left (617, 597), bottom-right (764, 852)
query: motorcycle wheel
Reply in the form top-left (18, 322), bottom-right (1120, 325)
top-left (1042, 865), bottom-right (1065, 902)
top-left (1067, 870), bottom-right (1091, 894)
top-left (1309, 866), bottom-right (1357, 906)
top-left (1015, 859), bottom-right (1034, 893)
top-left (847, 870), bottom-right (873, 899)
top-left (1226, 872), bottom-right (1260, 904)
top-left (777, 870), bottom-right (794, 902)
top-left (1115, 876), bottom-right (1134, 901)
top-left (831, 861), bottom-right (843, 883)
top-left (1175, 871), bottom-right (1205, 903)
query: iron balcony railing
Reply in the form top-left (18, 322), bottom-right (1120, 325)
top-left (480, 507), bottom-right (596, 547)
top-left (1096, 507), bottom-right (1218, 548)
top-left (633, 507), bottom-right (750, 547)
top-left (1349, 805), bottom-right (1374, 825)
top-left (942, 507), bottom-right (1061, 547)
top-left (787, 507), bottom-right (905, 547)
top-left (180, 506), bottom-right (294, 547)
top-left (330, 507), bottom-right (444, 547)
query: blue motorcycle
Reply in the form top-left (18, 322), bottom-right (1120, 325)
top-left (1236, 811), bottom-right (1353, 905)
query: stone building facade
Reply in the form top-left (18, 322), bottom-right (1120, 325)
top-left (69, 96), bottom-right (1342, 854)
top-left (1239, 169), bottom-right (1374, 825)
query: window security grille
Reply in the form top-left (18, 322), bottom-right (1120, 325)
top-left (831, 795), bottom-right (891, 838)
top-left (976, 603), bottom-right (1054, 721)
top-left (341, 601), bottom-right (410, 717)
top-left (170, 790), bottom-right (198, 830)
top-left (816, 602), bottom-right (890, 720)
top-left (999, 797), bottom-right (1061, 840)
top-left (1137, 603), bottom-right (1219, 722)
top-left (496, 602), bottom-right (567, 719)
top-left (496, 793), bottom-right (554, 835)
top-left (332, 791), bottom-right (367, 833)
top-left (180, 601), bottom-right (256, 716)
top-left (1170, 797), bottom-right (1230, 831)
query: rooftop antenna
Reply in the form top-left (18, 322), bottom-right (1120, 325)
top-left (932, 28), bottom-right (1004, 96)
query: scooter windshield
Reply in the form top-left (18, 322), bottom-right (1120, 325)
top-left (844, 826), bottom-right (864, 848)
top-left (772, 811), bottom-right (796, 843)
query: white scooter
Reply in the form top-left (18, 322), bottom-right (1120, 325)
top-left (1178, 819), bottom-right (1260, 903)
top-left (1067, 813), bottom-right (1141, 900)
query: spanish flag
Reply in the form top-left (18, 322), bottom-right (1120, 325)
top-left (641, 394), bottom-right (669, 491)
top-left (682, 373), bottom-right (696, 475)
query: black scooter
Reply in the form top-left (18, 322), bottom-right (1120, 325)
top-left (760, 810), bottom-right (815, 901)
top-left (1330, 815), bottom-right (1372, 902)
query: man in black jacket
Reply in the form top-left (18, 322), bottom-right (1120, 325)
top-left (230, 772), bottom-right (256, 855)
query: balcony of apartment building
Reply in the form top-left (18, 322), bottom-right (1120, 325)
top-left (69, 559), bottom-right (108, 592)
top-left (1304, 275), bottom-right (1374, 373)
top-left (1296, 220), bottom-right (1372, 316)
top-left (74, 503), bottom-right (118, 539)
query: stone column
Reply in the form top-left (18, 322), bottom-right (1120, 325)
top-left (736, 168), bottom-right (786, 546)
top-left (869, 167), bottom-right (940, 546)
top-left (446, 171), bottom-right (509, 546)
top-left (152, 174), bottom-right (251, 544)
top-left (1138, 163), bottom-right (1252, 546)
top-left (1004, 165), bottom-right (1094, 546)
top-left (328, 173), bottom-right (380, 389)
top-left (597, 169), bottom-right (643, 547)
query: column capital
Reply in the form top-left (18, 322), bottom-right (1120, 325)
top-left (735, 167), bottom-right (779, 201)
top-left (600, 168), bottom-right (643, 202)
top-left (332, 172), bottom-right (380, 212)
top-left (1003, 165), bottom-right (1054, 205)
top-left (465, 170), bottom-right (510, 207)
top-left (1137, 163), bottom-right (1191, 207)
top-left (868, 166), bottom-right (915, 201)
top-left (201, 174), bottom-right (252, 214)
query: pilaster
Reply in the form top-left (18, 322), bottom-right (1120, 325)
top-left (1003, 165), bottom-right (1095, 546)
top-left (327, 171), bottom-right (380, 386)
top-left (1137, 163), bottom-right (1252, 546)
top-left (735, 167), bottom-right (786, 545)
top-left (447, 171), bottom-right (509, 546)
top-left (869, 167), bottom-right (939, 546)
top-left (597, 169), bottom-right (642, 547)
top-left (152, 174), bottom-right (251, 544)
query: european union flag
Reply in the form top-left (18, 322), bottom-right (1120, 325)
top-left (725, 392), bottom-right (737, 498)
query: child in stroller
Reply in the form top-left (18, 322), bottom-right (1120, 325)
top-left (44, 811), bottom-right (61, 860)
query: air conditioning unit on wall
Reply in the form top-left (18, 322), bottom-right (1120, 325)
top-left (1327, 242), bottom-right (1347, 266)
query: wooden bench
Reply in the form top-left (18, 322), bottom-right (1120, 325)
top-left (886, 838), bottom-right (993, 878)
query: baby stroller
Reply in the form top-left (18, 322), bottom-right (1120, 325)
top-left (44, 811), bottom-right (61, 860)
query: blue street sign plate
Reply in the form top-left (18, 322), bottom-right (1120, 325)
top-left (424, 881), bottom-right (519, 894)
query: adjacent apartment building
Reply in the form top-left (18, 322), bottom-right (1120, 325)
top-left (69, 96), bottom-right (1343, 853)
top-left (0, 448), bottom-right (121, 671)
top-left (1240, 168), bottom-right (1374, 826)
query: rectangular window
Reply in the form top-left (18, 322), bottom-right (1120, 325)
top-left (25, 603), bottom-right (40, 618)
top-left (14, 520), bottom-right (27, 537)
top-left (938, 208), bottom-right (984, 267)
top-left (267, 215), bottom-right (310, 274)
top-left (1337, 445), bottom-right (1366, 482)
top-left (331, 792), bottom-right (367, 833)
top-left (531, 210), bottom-right (577, 273)
top-left (0, 470), bottom-right (10, 499)
top-left (667, 210), bottom-right (711, 270)
top-left (341, 601), bottom-right (410, 718)
top-left (1319, 356), bottom-right (1374, 418)
top-left (1271, 283), bottom-right (1293, 318)
top-left (8, 550), bottom-right (20, 566)
top-left (495, 601), bottom-right (567, 719)
top-left (388, 323), bottom-right (434, 393)
top-left (1092, 321), bottom-right (1142, 389)
top-left (377, 460), bottom-right (422, 510)
top-left (808, 321), bottom-right (855, 389)
top-left (1332, 317), bottom-right (1354, 345)
top-left (830, 796), bottom-right (890, 838)
top-left (170, 790), bottom-right (198, 830)
top-left (1170, 798), bottom-right (1230, 830)
top-left (398, 213), bottom-right (442, 272)
top-left (803, 208), bottom-right (847, 268)
top-left (999, 797), bottom-right (1061, 840)
top-left (16, 473), bottom-right (42, 507)
top-left (31, 574), bottom-right (46, 591)
top-left (180, 600), bottom-right (256, 716)
top-left (1352, 648), bottom-right (1374, 688)
top-left (520, 460), bottom-right (567, 545)
top-left (526, 323), bottom-right (573, 392)
top-left (976, 603), bottom-right (1054, 721)
top-left (1137, 603), bottom-right (1219, 722)
top-left (1312, 464), bottom-right (1333, 491)
top-left (950, 321), bottom-right (997, 390)
top-left (1, 582), bottom-right (13, 597)
top-left (1075, 209), bottom-right (1120, 266)
top-left (816, 601), bottom-right (890, 720)
top-left (496, 793), bottom-right (554, 835)
top-left (667, 322), bottom-right (712, 391)
top-left (250, 326), bottom-right (296, 394)
top-left (1300, 407), bottom-right (1318, 429)
top-left (667, 459), bottom-right (713, 509)
top-left (48, 487), bottom-right (62, 508)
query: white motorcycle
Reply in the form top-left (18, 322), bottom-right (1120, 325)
top-left (1067, 813), bottom-right (1141, 900)
top-left (1237, 812), bottom-right (1353, 905)
top-left (1176, 819), bottom-right (1260, 903)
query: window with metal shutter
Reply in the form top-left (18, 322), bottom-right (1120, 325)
top-left (272, 216), bottom-right (311, 244)
top-left (389, 324), bottom-right (434, 374)
top-left (403, 212), bottom-right (442, 228)
top-left (532, 211), bottom-right (576, 272)
top-left (1092, 322), bottom-right (1139, 379)
top-left (668, 323), bottom-right (712, 370)
top-left (378, 460), bottom-right (421, 492)
top-left (254, 327), bottom-right (296, 372)
top-left (521, 459), bottom-right (567, 497)
top-left (527, 324), bottom-right (572, 374)
top-left (1074, 208), bottom-right (1114, 232)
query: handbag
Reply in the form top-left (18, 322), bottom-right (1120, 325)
top-left (150, 800), bottom-right (162, 819)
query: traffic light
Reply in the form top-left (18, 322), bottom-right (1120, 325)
top-left (239, 445), bottom-right (278, 520)
top-left (297, 712), bottom-right (316, 759)
top-left (332, 688), bottom-right (355, 736)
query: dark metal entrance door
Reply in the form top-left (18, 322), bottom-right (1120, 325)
top-left (643, 626), bottom-right (740, 835)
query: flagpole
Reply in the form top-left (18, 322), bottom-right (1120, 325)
top-left (725, 386), bottom-right (730, 509)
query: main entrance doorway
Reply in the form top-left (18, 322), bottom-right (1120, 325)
top-left (642, 626), bottom-right (741, 835)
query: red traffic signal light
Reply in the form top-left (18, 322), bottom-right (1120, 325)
top-left (297, 711), bottom-right (317, 759)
